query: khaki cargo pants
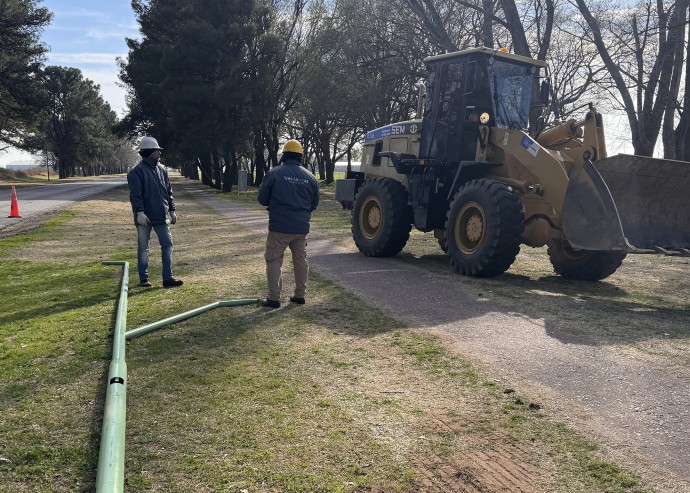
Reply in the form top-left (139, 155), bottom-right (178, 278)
top-left (264, 231), bottom-right (308, 301)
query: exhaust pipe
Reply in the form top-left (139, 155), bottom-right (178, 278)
top-left (414, 82), bottom-right (426, 119)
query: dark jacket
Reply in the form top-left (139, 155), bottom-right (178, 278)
top-left (127, 157), bottom-right (175, 226)
top-left (257, 158), bottom-right (319, 234)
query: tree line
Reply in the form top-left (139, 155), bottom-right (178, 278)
top-left (119, 0), bottom-right (690, 191)
top-left (0, 0), bottom-right (137, 178)
top-left (2, 0), bottom-right (689, 185)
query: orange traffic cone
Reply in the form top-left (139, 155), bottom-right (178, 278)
top-left (8, 185), bottom-right (21, 218)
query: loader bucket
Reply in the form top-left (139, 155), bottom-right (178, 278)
top-left (595, 154), bottom-right (690, 252)
top-left (562, 154), bottom-right (690, 254)
top-left (562, 160), bottom-right (629, 251)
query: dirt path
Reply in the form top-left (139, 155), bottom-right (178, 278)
top-left (186, 182), bottom-right (690, 490)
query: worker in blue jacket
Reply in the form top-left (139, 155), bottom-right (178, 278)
top-left (127, 136), bottom-right (183, 288)
top-left (257, 139), bottom-right (319, 308)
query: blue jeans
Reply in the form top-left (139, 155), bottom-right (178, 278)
top-left (136, 223), bottom-right (174, 281)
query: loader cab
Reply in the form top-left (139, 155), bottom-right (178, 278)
top-left (420, 47), bottom-right (546, 164)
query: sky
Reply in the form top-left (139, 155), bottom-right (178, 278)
top-left (0, 0), bottom-right (138, 166)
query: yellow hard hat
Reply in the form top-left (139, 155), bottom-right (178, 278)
top-left (283, 139), bottom-right (303, 154)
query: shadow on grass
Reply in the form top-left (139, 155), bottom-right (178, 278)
top-left (0, 263), bottom-right (162, 328)
top-left (80, 277), bottom-right (263, 490)
top-left (309, 250), bottom-right (690, 348)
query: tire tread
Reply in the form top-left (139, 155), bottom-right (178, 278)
top-left (445, 179), bottom-right (524, 277)
top-left (352, 177), bottom-right (412, 257)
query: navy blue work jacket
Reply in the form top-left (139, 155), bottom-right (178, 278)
top-left (127, 157), bottom-right (175, 226)
top-left (257, 159), bottom-right (320, 234)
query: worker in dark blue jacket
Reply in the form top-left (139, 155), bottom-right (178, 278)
top-left (257, 139), bottom-right (319, 308)
top-left (127, 136), bottom-right (183, 288)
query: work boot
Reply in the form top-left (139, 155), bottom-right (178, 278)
top-left (139, 279), bottom-right (152, 288)
top-left (163, 278), bottom-right (184, 288)
top-left (289, 296), bottom-right (305, 305)
top-left (260, 298), bottom-right (280, 309)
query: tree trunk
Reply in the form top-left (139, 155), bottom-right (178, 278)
top-left (268, 124), bottom-right (280, 168)
top-left (254, 132), bottom-right (267, 187)
top-left (182, 161), bottom-right (199, 180)
top-left (59, 157), bottom-right (67, 179)
top-left (198, 155), bottom-right (213, 186)
top-left (482, 0), bottom-right (494, 48)
top-left (675, 39), bottom-right (690, 161)
top-left (222, 145), bottom-right (238, 193)
top-left (211, 148), bottom-right (222, 190)
top-left (662, 46), bottom-right (682, 159)
top-left (499, 0), bottom-right (530, 56)
top-left (536, 0), bottom-right (554, 61)
top-left (637, 0), bottom-right (685, 157)
top-left (325, 158), bottom-right (335, 184)
top-left (322, 138), bottom-right (334, 184)
top-left (669, 0), bottom-right (690, 160)
top-left (316, 147), bottom-right (325, 181)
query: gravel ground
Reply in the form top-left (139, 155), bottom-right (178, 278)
top-left (188, 182), bottom-right (690, 492)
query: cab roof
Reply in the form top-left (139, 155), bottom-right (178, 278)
top-left (424, 47), bottom-right (548, 68)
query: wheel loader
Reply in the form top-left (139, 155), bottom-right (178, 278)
top-left (335, 47), bottom-right (690, 280)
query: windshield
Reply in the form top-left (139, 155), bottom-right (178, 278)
top-left (488, 60), bottom-right (534, 130)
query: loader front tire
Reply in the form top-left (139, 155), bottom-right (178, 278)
top-left (437, 233), bottom-right (448, 253)
top-left (352, 177), bottom-right (412, 257)
top-left (445, 179), bottom-right (524, 277)
top-left (547, 240), bottom-right (626, 281)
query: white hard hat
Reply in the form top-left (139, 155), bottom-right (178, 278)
top-left (138, 136), bottom-right (163, 151)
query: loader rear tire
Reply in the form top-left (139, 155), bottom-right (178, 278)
top-left (352, 177), bottom-right (412, 257)
top-left (547, 240), bottom-right (626, 281)
top-left (445, 179), bottom-right (524, 277)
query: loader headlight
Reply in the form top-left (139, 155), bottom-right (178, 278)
top-left (479, 112), bottom-right (490, 124)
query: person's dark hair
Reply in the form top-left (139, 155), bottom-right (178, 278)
top-left (139, 148), bottom-right (156, 157)
top-left (282, 151), bottom-right (302, 163)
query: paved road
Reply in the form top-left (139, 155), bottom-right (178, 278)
top-left (186, 182), bottom-right (690, 487)
top-left (0, 178), bottom-right (126, 230)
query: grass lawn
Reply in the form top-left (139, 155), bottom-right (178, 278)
top-left (0, 180), bottom-right (666, 492)
top-left (0, 171), bottom-right (126, 188)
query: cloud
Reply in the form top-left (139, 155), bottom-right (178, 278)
top-left (86, 28), bottom-right (137, 40)
top-left (48, 52), bottom-right (124, 65)
top-left (56, 8), bottom-right (110, 21)
top-left (81, 67), bottom-right (128, 116)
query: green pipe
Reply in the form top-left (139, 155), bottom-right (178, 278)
top-left (125, 298), bottom-right (257, 340)
top-left (97, 261), bottom-right (129, 493)
top-left (96, 262), bottom-right (257, 491)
